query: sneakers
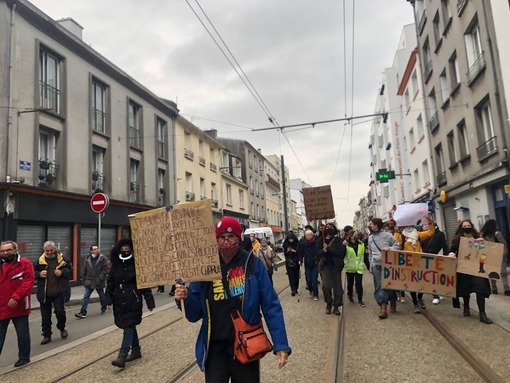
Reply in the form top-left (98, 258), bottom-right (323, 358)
top-left (313, 296), bottom-right (319, 301)
top-left (60, 329), bottom-right (68, 339)
top-left (418, 299), bottom-right (426, 310)
top-left (14, 359), bottom-right (30, 368)
top-left (41, 336), bottom-right (51, 345)
top-left (358, 301), bottom-right (366, 308)
top-left (413, 305), bottom-right (421, 314)
top-left (75, 311), bottom-right (87, 319)
top-left (432, 298), bottom-right (440, 305)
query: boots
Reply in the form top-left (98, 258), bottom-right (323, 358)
top-left (111, 350), bottom-right (129, 368)
top-left (390, 301), bottom-right (397, 313)
top-left (379, 303), bottom-right (388, 319)
top-left (463, 305), bottom-right (471, 317)
top-left (479, 312), bottom-right (493, 324)
top-left (125, 346), bottom-right (142, 362)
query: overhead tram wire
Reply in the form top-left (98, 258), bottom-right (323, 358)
top-left (347, 0), bottom-right (357, 201)
top-left (183, 0), bottom-right (274, 121)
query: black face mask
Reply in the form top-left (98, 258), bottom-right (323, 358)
top-left (325, 229), bottom-right (336, 236)
top-left (462, 227), bottom-right (473, 234)
top-left (1, 254), bottom-right (16, 263)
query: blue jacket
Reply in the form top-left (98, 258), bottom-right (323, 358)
top-left (179, 249), bottom-right (292, 371)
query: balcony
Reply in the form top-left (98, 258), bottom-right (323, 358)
top-left (476, 136), bottom-right (498, 162)
top-left (91, 171), bottom-right (105, 192)
top-left (185, 192), bottom-right (196, 201)
top-left (211, 199), bottom-right (219, 208)
top-left (428, 112), bottom-right (439, 133)
top-left (184, 148), bottom-right (194, 161)
top-left (38, 160), bottom-right (59, 188)
top-left (39, 81), bottom-right (60, 114)
top-left (467, 52), bottom-right (486, 85)
top-left (199, 156), bottom-right (206, 167)
top-left (436, 171), bottom-right (447, 187)
top-left (210, 162), bottom-right (217, 172)
top-left (130, 182), bottom-right (140, 203)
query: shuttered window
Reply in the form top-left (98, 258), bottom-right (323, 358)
top-left (17, 225), bottom-right (45, 263)
top-left (48, 226), bottom-right (72, 258)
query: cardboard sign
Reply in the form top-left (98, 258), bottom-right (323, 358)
top-left (393, 203), bottom-right (429, 227)
top-left (456, 237), bottom-right (504, 279)
top-left (129, 199), bottom-right (221, 288)
top-left (302, 185), bottom-right (335, 221)
top-left (381, 250), bottom-right (457, 296)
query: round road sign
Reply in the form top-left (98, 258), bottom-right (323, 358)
top-left (90, 193), bottom-right (109, 213)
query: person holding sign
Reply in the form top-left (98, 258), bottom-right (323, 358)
top-left (367, 218), bottom-right (400, 319)
top-left (480, 219), bottom-right (510, 296)
top-left (174, 217), bottom-right (291, 382)
top-left (106, 239), bottom-right (155, 368)
top-left (449, 220), bottom-right (492, 324)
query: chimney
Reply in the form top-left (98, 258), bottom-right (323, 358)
top-left (56, 18), bottom-right (83, 40)
top-left (204, 129), bottom-right (218, 139)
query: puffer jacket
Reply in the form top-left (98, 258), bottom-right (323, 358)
top-left (179, 248), bottom-right (292, 371)
top-left (82, 254), bottom-right (108, 289)
top-left (34, 252), bottom-right (71, 303)
top-left (0, 255), bottom-right (35, 319)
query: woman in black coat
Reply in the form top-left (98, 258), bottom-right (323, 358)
top-left (106, 239), bottom-right (155, 368)
top-left (283, 231), bottom-right (301, 296)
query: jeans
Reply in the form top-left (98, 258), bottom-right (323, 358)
top-left (372, 265), bottom-right (397, 306)
top-left (321, 266), bottom-right (343, 307)
top-left (346, 272), bottom-right (363, 302)
top-left (120, 326), bottom-right (139, 352)
top-left (80, 287), bottom-right (106, 313)
top-left (40, 294), bottom-right (66, 337)
top-left (305, 265), bottom-right (319, 298)
top-left (0, 315), bottom-right (30, 360)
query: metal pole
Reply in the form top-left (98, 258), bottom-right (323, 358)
top-left (281, 155), bottom-right (289, 233)
top-left (98, 213), bottom-right (102, 250)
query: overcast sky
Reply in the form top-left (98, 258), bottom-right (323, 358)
top-left (30, 0), bottom-right (415, 227)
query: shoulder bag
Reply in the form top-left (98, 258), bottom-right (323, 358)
top-left (231, 309), bottom-right (273, 364)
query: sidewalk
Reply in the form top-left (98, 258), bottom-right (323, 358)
top-left (31, 285), bottom-right (101, 310)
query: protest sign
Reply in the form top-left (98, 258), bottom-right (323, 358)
top-left (381, 250), bottom-right (457, 296)
top-left (302, 185), bottom-right (335, 221)
top-left (456, 236), bottom-right (504, 279)
top-left (129, 199), bottom-right (221, 288)
top-left (393, 203), bottom-right (429, 227)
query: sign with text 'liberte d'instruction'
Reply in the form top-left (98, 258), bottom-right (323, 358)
top-left (302, 185), bottom-right (335, 221)
top-left (129, 199), bottom-right (221, 288)
top-left (381, 250), bottom-right (457, 296)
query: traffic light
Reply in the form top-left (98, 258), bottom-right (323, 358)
top-left (376, 169), bottom-right (395, 183)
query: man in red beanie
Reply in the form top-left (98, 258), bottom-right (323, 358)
top-left (175, 216), bottom-right (291, 382)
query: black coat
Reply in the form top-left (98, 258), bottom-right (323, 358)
top-left (316, 236), bottom-right (345, 271)
top-left (298, 238), bottom-right (318, 267)
top-left (106, 241), bottom-right (155, 329)
top-left (34, 252), bottom-right (72, 303)
top-left (283, 234), bottom-right (300, 267)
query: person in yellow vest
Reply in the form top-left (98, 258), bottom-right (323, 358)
top-left (343, 226), bottom-right (366, 307)
top-left (393, 216), bottom-right (435, 313)
top-left (249, 233), bottom-right (260, 252)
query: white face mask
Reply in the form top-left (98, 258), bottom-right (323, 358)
top-left (119, 251), bottom-right (133, 261)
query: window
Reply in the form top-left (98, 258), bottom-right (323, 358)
top-left (239, 190), bottom-right (244, 209)
top-left (448, 52), bottom-right (460, 91)
top-left (185, 172), bottom-right (193, 194)
top-left (477, 100), bottom-right (495, 141)
top-left (423, 39), bottom-right (433, 81)
top-left (457, 120), bottom-right (470, 159)
top-left (409, 128), bottom-right (415, 151)
top-left (441, 0), bottom-right (452, 34)
top-left (226, 184), bottom-right (232, 205)
top-left (158, 169), bottom-right (166, 206)
top-left (200, 178), bottom-right (206, 199)
top-left (255, 181), bottom-right (259, 197)
top-left (232, 157), bottom-right (242, 179)
top-left (156, 117), bottom-right (167, 159)
top-left (260, 182), bottom-right (264, 198)
top-left (251, 202), bottom-right (255, 218)
top-left (417, 114), bottom-right (424, 139)
top-left (39, 48), bottom-right (61, 114)
top-left (249, 176), bottom-right (254, 194)
top-left (92, 146), bottom-right (105, 191)
top-left (404, 89), bottom-right (411, 112)
top-left (411, 71), bottom-right (419, 98)
top-left (447, 131), bottom-right (459, 167)
top-left (248, 151), bottom-right (253, 168)
top-left (433, 12), bottom-right (442, 49)
top-left (439, 70), bottom-right (449, 105)
top-left (91, 78), bottom-right (107, 133)
top-left (128, 100), bottom-right (142, 149)
top-left (422, 160), bottom-right (430, 185)
top-left (435, 144), bottom-right (447, 186)
top-left (413, 169), bottom-right (420, 191)
top-left (427, 91), bottom-right (439, 132)
top-left (130, 159), bottom-right (140, 203)
top-left (465, 22), bottom-right (485, 82)
top-left (39, 129), bottom-right (57, 163)
top-left (211, 182), bottom-right (217, 202)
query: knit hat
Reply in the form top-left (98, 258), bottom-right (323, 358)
top-left (215, 216), bottom-right (243, 239)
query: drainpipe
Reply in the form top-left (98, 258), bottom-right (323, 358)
top-left (5, 1), bottom-right (16, 182)
top-left (171, 115), bottom-right (177, 205)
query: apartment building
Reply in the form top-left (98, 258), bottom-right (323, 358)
top-left (408, 0), bottom-right (510, 240)
top-left (266, 154), bottom-right (291, 233)
top-left (0, 1), bottom-right (178, 276)
top-left (175, 116), bottom-right (223, 221)
top-left (264, 157), bottom-right (283, 241)
top-left (290, 178), bottom-right (310, 236)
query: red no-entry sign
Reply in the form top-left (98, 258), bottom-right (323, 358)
top-left (90, 193), bottom-right (109, 213)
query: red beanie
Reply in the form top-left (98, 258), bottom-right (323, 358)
top-left (215, 216), bottom-right (243, 239)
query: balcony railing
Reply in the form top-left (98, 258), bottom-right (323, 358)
top-left (129, 126), bottom-right (140, 148)
top-left (91, 172), bottom-right (105, 192)
top-left (38, 160), bottom-right (59, 188)
top-left (476, 136), bottom-right (498, 162)
top-left (184, 148), bottom-right (194, 160)
top-left (199, 156), bottom-right (206, 166)
top-left (436, 171), bottom-right (447, 187)
top-left (428, 112), bottom-right (439, 133)
top-left (157, 141), bottom-right (166, 159)
top-left (185, 192), bottom-right (195, 201)
top-left (91, 108), bottom-right (106, 133)
top-left (467, 52), bottom-right (486, 84)
top-left (211, 199), bottom-right (218, 208)
top-left (130, 182), bottom-right (140, 203)
top-left (39, 82), bottom-right (60, 114)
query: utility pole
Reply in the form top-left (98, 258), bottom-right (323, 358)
top-left (281, 155), bottom-right (289, 233)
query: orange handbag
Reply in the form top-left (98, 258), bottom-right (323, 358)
top-left (231, 309), bottom-right (273, 364)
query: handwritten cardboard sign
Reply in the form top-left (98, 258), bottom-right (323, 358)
top-left (129, 199), bottom-right (221, 288)
top-left (457, 237), bottom-right (504, 279)
top-left (381, 250), bottom-right (457, 296)
top-left (302, 185), bottom-right (335, 221)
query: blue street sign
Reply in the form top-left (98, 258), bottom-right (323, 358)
top-left (19, 160), bottom-right (31, 171)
